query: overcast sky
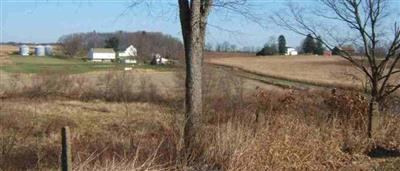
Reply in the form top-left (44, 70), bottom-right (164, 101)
top-left (2, 0), bottom-right (399, 48)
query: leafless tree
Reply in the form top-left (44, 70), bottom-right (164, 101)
top-left (59, 34), bottom-right (85, 57)
top-left (273, 0), bottom-right (400, 138)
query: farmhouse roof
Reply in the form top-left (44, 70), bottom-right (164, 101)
top-left (119, 45), bottom-right (136, 51)
top-left (92, 48), bottom-right (115, 53)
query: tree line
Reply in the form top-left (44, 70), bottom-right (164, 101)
top-left (204, 41), bottom-right (261, 53)
top-left (58, 31), bottom-right (184, 61)
top-left (257, 34), bottom-right (325, 56)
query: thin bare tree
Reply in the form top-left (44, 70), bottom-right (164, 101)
top-left (273, 0), bottom-right (400, 138)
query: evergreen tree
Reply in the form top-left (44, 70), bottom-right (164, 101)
top-left (105, 36), bottom-right (120, 59)
top-left (278, 35), bottom-right (287, 55)
top-left (105, 36), bottom-right (120, 53)
top-left (302, 34), bottom-right (316, 54)
top-left (257, 44), bottom-right (278, 56)
top-left (314, 36), bottom-right (325, 55)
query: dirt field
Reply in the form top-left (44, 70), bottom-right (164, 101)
top-left (208, 55), bottom-right (368, 89)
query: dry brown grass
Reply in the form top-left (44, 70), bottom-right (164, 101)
top-left (0, 99), bottom-right (180, 170)
top-left (2, 89), bottom-right (399, 170)
top-left (1, 64), bottom-right (400, 170)
top-left (208, 55), bottom-right (366, 89)
top-left (0, 45), bottom-right (18, 57)
top-left (204, 52), bottom-right (255, 59)
top-left (0, 70), bottom-right (176, 103)
top-left (0, 45), bottom-right (18, 65)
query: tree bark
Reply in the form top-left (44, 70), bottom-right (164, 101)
top-left (367, 97), bottom-right (379, 138)
top-left (367, 97), bottom-right (374, 138)
top-left (179, 0), bottom-right (206, 152)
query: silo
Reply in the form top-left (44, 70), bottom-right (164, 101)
top-left (35, 45), bottom-right (45, 56)
top-left (19, 45), bottom-right (29, 56)
top-left (45, 45), bottom-right (53, 56)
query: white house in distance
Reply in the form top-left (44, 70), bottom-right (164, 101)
top-left (89, 48), bottom-right (115, 62)
top-left (119, 45), bottom-right (137, 57)
top-left (88, 45), bottom-right (137, 63)
top-left (285, 47), bottom-right (298, 56)
top-left (118, 45), bottom-right (137, 64)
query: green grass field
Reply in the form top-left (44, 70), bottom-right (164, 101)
top-left (1, 55), bottom-right (174, 74)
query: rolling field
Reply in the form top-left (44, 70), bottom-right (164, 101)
top-left (1, 47), bottom-right (400, 170)
top-left (208, 55), bottom-right (367, 90)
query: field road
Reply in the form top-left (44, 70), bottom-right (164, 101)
top-left (207, 55), bottom-right (364, 89)
top-left (206, 55), bottom-right (400, 96)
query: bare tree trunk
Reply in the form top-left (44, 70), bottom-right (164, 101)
top-left (367, 97), bottom-right (375, 138)
top-left (367, 97), bottom-right (381, 138)
top-left (367, 85), bottom-right (380, 138)
top-left (179, 0), bottom-right (207, 152)
top-left (184, 25), bottom-right (203, 151)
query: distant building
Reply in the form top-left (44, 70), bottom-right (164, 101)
top-left (45, 45), bottom-right (53, 56)
top-left (151, 53), bottom-right (169, 65)
top-left (332, 46), bottom-right (356, 55)
top-left (324, 51), bottom-right (332, 57)
top-left (341, 46), bottom-right (356, 55)
top-left (35, 45), bottom-right (45, 56)
top-left (118, 45), bottom-right (137, 57)
top-left (118, 45), bottom-right (137, 64)
top-left (88, 48), bottom-right (115, 62)
top-left (19, 45), bottom-right (29, 56)
top-left (285, 47), bottom-right (298, 56)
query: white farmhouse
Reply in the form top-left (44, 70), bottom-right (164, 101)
top-left (89, 48), bottom-right (115, 62)
top-left (119, 45), bottom-right (137, 57)
top-left (118, 45), bottom-right (138, 64)
top-left (286, 47), bottom-right (298, 56)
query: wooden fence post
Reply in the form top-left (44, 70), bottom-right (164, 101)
top-left (61, 127), bottom-right (72, 171)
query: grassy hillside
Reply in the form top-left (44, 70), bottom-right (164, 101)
top-left (0, 68), bottom-right (399, 170)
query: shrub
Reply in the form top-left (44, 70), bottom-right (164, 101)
top-left (256, 45), bottom-right (277, 56)
top-left (323, 90), bottom-right (368, 132)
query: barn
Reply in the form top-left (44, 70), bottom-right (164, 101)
top-left (88, 48), bottom-right (115, 62)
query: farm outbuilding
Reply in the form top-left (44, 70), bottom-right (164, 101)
top-left (151, 53), bottom-right (169, 65)
top-left (35, 45), bottom-right (45, 56)
top-left (19, 45), bottom-right (29, 56)
top-left (324, 51), bottom-right (332, 57)
top-left (88, 48), bottom-right (115, 62)
top-left (45, 45), bottom-right (53, 56)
